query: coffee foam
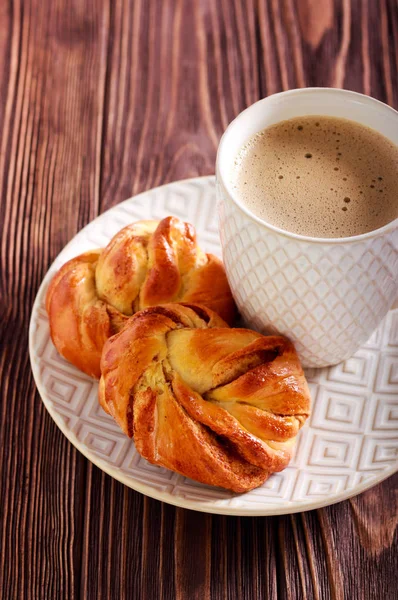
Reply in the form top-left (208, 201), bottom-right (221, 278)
top-left (231, 116), bottom-right (398, 237)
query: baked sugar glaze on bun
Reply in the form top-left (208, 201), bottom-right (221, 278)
top-left (99, 303), bottom-right (311, 492)
top-left (46, 217), bottom-right (236, 377)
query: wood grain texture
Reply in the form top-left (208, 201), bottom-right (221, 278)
top-left (0, 0), bottom-right (397, 598)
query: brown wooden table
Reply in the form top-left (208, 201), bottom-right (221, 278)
top-left (1, 1), bottom-right (397, 598)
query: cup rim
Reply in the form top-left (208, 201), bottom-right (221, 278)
top-left (216, 87), bottom-right (398, 244)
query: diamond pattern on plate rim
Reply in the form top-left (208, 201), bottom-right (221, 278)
top-left (29, 176), bottom-right (398, 516)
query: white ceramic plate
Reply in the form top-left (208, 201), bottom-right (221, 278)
top-left (29, 176), bottom-right (398, 516)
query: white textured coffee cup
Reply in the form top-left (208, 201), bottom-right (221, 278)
top-left (216, 88), bottom-right (398, 368)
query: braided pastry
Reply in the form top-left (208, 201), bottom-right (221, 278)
top-left (46, 217), bottom-right (235, 378)
top-left (99, 303), bottom-right (310, 492)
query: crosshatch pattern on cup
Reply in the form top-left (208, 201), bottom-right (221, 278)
top-left (217, 179), bottom-right (397, 368)
top-left (29, 177), bottom-right (398, 515)
top-left (216, 89), bottom-right (398, 369)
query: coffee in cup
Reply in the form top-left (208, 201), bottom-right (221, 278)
top-left (230, 115), bottom-right (398, 238)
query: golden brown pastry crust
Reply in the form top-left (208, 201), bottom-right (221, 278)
top-left (99, 303), bottom-right (311, 492)
top-left (46, 217), bottom-right (235, 377)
